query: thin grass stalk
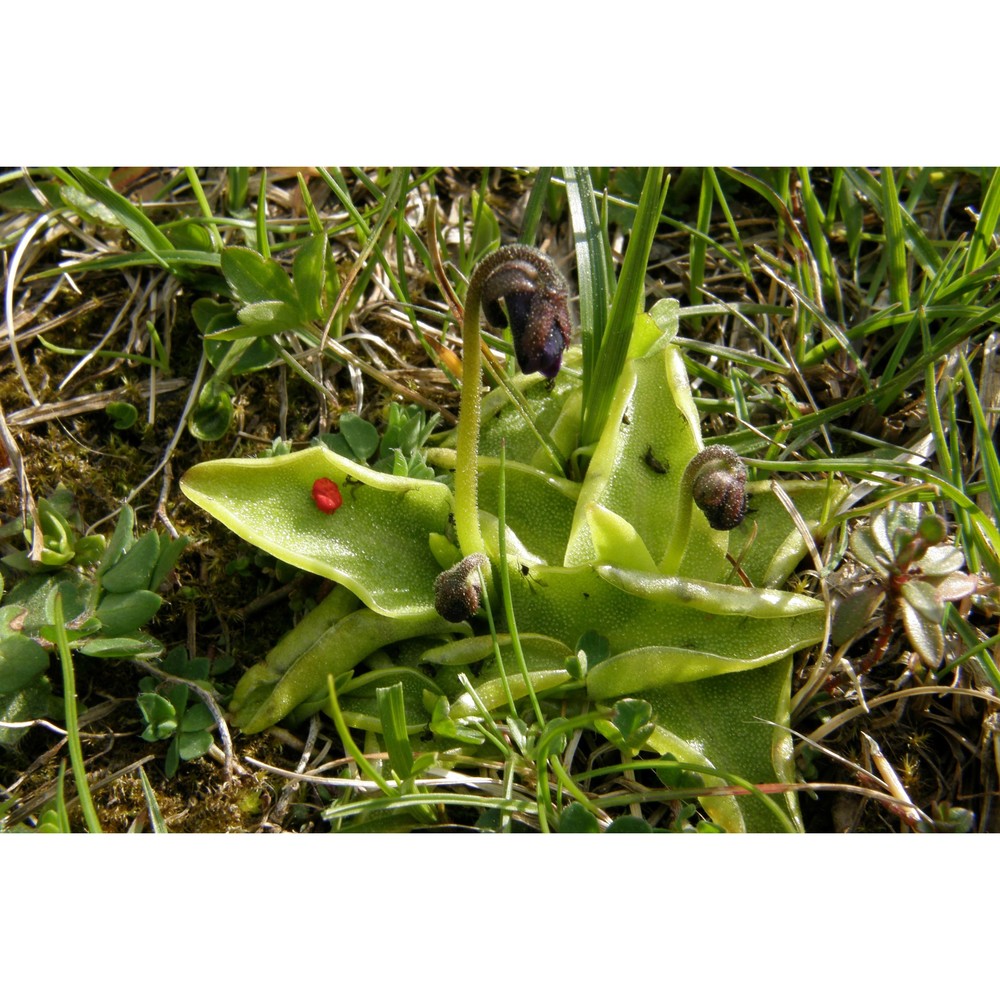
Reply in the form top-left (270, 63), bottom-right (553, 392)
top-left (564, 166), bottom-right (611, 411)
top-left (582, 167), bottom-right (668, 445)
top-left (254, 167), bottom-right (270, 256)
top-left (497, 442), bottom-right (545, 726)
top-left (881, 167), bottom-right (911, 313)
top-left (965, 166), bottom-right (1000, 276)
top-left (138, 765), bottom-right (168, 833)
top-left (797, 167), bottom-right (843, 323)
top-left (53, 593), bottom-right (102, 833)
top-left (183, 167), bottom-right (223, 251)
top-left (959, 353), bottom-right (1000, 521)
top-left (844, 167), bottom-right (942, 277)
top-left (687, 168), bottom-right (714, 331)
top-left (707, 166), bottom-right (753, 282)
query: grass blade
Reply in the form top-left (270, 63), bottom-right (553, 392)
top-left (520, 167), bottom-right (554, 245)
top-left (687, 168), bottom-right (714, 330)
top-left (880, 167), bottom-right (911, 312)
top-left (138, 765), bottom-right (169, 833)
top-left (64, 167), bottom-right (175, 269)
top-left (582, 167), bottom-right (669, 445)
top-left (564, 166), bottom-right (611, 399)
top-left (53, 591), bottom-right (103, 833)
top-left (966, 166), bottom-right (1000, 277)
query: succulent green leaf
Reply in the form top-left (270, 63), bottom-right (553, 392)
top-left (565, 342), bottom-right (727, 579)
top-left (595, 698), bottom-right (656, 753)
top-left (180, 447), bottom-right (454, 619)
top-left (187, 382), bottom-right (234, 441)
top-left (831, 587), bottom-right (883, 646)
top-left (180, 702), bottom-right (215, 732)
top-left (106, 401), bottom-right (138, 430)
top-left (149, 536), bottom-right (189, 593)
top-left (850, 524), bottom-right (890, 574)
top-left (499, 563), bottom-right (824, 675)
top-left (229, 607), bottom-right (458, 733)
top-left (339, 413), bottom-right (380, 462)
top-left (138, 691), bottom-right (177, 741)
top-left (641, 659), bottom-right (801, 832)
top-left (80, 635), bottom-right (163, 658)
top-left (933, 572), bottom-right (978, 603)
top-left (729, 480), bottom-right (846, 589)
top-left (0, 676), bottom-right (52, 749)
top-left (583, 502), bottom-right (657, 572)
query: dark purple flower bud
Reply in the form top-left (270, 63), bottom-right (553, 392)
top-left (477, 246), bottom-right (572, 378)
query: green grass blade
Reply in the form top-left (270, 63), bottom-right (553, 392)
top-left (520, 167), bottom-right (554, 245)
top-left (582, 167), bottom-right (669, 445)
top-left (960, 352), bottom-right (1000, 528)
top-left (966, 166), bottom-right (1000, 276)
top-left (53, 591), bottom-right (102, 833)
top-left (880, 167), bottom-right (911, 312)
top-left (843, 167), bottom-right (942, 277)
top-left (64, 167), bottom-right (175, 269)
top-left (227, 167), bottom-right (249, 213)
top-left (797, 167), bottom-right (841, 317)
top-left (255, 167), bottom-right (270, 257)
top-left (138, 765), bottom-right (169, 833)
top-left (53, 761), bottom-right (72, 832)
top-left (497, 441), bottom-right (545, 727)
top-left (564, 166), bottom-right (611, 395)
top-left (377, 682), bottom-right (415, 780)
top-left (687, 168), bottom-right (714, 330)
top-left (182, 167), bottom-right (222, 250)
top-left (707, 166), bottom-right (753, 282)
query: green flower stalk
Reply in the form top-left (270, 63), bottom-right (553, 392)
top-left (453, 244), bottom-right (572, 560)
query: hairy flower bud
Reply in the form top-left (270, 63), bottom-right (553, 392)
top-left (434, 553), bottom-right (490, 622)
top-left (688, 445), bottom-right (748, 531)
top-left (478, 246), bottom-right (572, 378)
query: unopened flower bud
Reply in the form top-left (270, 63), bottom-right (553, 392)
top-left (688, 445), bottom-right (748, 531)
top-left (434, 553), bottom-right (490, 622)
top-left (477, 246), bottom-right (572, 378)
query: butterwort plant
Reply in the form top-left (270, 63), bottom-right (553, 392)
top-left (180, 169), bottom-right (844, 831)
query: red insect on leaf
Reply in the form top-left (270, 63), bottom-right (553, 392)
top-left (312, 477), bottom-right (343, 514)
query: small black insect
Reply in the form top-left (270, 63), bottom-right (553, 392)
top-left (642, 445), bottom-right (668, 475)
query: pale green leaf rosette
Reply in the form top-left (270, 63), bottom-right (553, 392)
top-left (181, 295), bottom-right (846, 831)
